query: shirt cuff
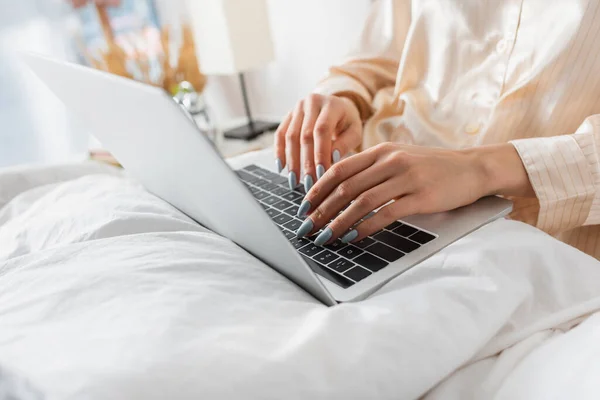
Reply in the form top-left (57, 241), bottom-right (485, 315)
top-left (314, 75), bottom-right (374, 121)
top-left (510, 135), bottom-right (596, 234)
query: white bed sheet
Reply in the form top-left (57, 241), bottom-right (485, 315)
top-left (1, 153), bottom-right (600, 399)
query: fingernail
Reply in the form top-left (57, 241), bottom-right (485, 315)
top-left (314, 227), bottom-right (333, 246)
top-left (341, 229), bottom-right (358, 243)
top-left (364, 211), bottom-right (376, 220)
top-left (296, 218), bottom-right (314, 238)
top-left (304, 174), bottom-right (314, 192)
top-left (297, 200), bottom-right (311, 217)
top-left (332, 149), bottom-right (341, 164)
top-left (275, 158), bottom-right (283, 173)
top-left (316, 164), bottom-right (325, 179)
top-left (288, 171), bottom-right (297, 190)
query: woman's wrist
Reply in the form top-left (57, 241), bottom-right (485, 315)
top-left (464, 143), bottom-right (535, 198)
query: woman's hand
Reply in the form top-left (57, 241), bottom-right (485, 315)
top-left (295, 142), bottom-right (533, 245)
top-left (274, 94), bottom-right (363, 191)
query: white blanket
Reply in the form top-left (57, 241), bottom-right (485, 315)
top-left (1, 155), bottom-right (600, 399)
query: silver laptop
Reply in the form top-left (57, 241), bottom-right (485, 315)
top-left (23, 54), bottom-right (512, 306)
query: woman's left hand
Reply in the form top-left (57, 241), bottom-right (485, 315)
top-left (296, 142), bottom-right (532, 245)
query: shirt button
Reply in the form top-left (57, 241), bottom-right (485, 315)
top-left (496, 39), bottom-right (508, 53)
top-left (465, 122), bottom-right (481, 135)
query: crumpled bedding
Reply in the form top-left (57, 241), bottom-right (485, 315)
top-left (1, 155), bottom-right (599, 400)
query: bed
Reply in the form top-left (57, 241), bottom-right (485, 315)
top-left (1, 150), bottom-right (600, 399)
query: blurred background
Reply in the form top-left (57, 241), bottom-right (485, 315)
top-left (0, 0), bottom-right (371, 167)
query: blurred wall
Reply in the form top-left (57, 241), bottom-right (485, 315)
top-left (204, 0), bottom-right (372, 124)
top-left (0, 0), bottom-right (371, 167)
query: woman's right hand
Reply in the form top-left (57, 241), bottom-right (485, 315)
top-left (275, 94), bottom-right (363, 191)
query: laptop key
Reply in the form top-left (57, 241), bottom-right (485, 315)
top-left (313, 249), bottom-right (338, 265)
top-left (409, 230), bottom-right (436, 244)
top-left (271, 176), bottom-right (289, 186)
top-left (242, 165), bottom-right (260, 172)
top-left (386, 221), bottom-right (403, 230)
top-left (393, 224), bottom-right (418, 237)
top-left (252, 168), bottom-right (270, 178)
top-left (353, 253), bottom-right (389, 272)
top-left (292, 197), bottom-right (303, 205)
top-left (299, 244), bottom-right (322, 257)
top-left (256, 178), bottom-right (274, 188)
top-left (328, 258), bottom-right (355, 273)
top-left (374, 231), bottom-right (420, 253)
top-left (283, 219), bottom-right (302, 231)
top-left (262, 182), bottom-right (278, 192)
top-left (282, 229), bottom-right (296, 240)
top-left (271, 186), bottom-right (289, 196)
top-left (281, 191), bottom-right (302, 202)
top-left (259, 202), bottom-right (269, 210)
top-left (249, 186), bottom-right (260, 194)
top-left (253, 190), bottom-right (270, 200)
top-left (365, 242), bottom-right (404, 262)
top-left (294, 186), bottom-right (306, 196)
top-left (273, 199), bottom-right (293, 210)
top-left (266, 208), bottom-right (280, 218)
top-left (344, 266), bottom-right (371, 282)
top-left (262, 171), bottom-right (282, 181)
top-left (284, 205), bottom-right (300, 216)
top-left (353, 237), bottom-right (375, 249)
top-left (274, 213), bottom-right (293, 225)
top-left (336, 245), bottom-right (363, 259)
top-left (324, 239), bottom-right (347, 252)
top-left (263, 196), bottom-right (280, 206)
top-left (302, 256), bottom-right (354, 289)
top-left (290, 237), bottom-right (311, 249)
top-left (236, 170), bottom-right (256, 182)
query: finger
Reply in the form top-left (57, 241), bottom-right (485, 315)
top-left (297, 161), bottom-right (391, 238)
top-left (285, 103), bottom-right (305, 190)
top-left (299, 149), bottom-right (379, 218)
top-left (332, 118), bottom-right (362, 163)
top-left (274, 112), bottom-right (292, 173)
top-left (300, 98), bottom-right (322, 191)
top-left (321, 180), bottom-right (406, 244)
top-left (341, 195), bottom-right (421, 243)
top-left (313, 102), bottom-right (340, 179)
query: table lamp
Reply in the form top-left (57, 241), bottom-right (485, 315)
top-left (186, 0), bottom-right (279, 140)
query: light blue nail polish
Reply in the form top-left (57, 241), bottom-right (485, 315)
top-left (314, 227), bottom-right (333, 246)
top-left (316, 164), bottom-right (325, 179)
top-left (304, 175), bottom-right (314, 192)
top-left (275, 158), bottom-right (283, 173)
top-left (364, 211), bottom-right (376, 220)
top-left (332, 149), bottom-right (341, 164)
top-left (341, 229), bottom-right (358, 243)
top-left (288, 171), bottom-right (297, 190)
top-left (297, 200), bottom-right (311, 217)
top-left (296, 218), bottom-right (314, 238)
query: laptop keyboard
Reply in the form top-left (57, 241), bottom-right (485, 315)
top-left (236, 165), bottom-right (437, 289)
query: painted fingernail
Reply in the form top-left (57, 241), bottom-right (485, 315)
top-left (314, 227), bottom-right (333, 246)
top-left (275, 158), bottom-right (283, 173)
top-left (297, 200), bottom-right (311, 217)
top-left (332, 149), bottom-right (341, 164)
top-left (341, 229), bottom-right (358, 243)
top-left (304, 174), bottom-right (314, 192)
top-left (316, 164), bottom-right (325, 179)
top-left (364, 211), bottom-right (376, 220)
top-left (296, 218), bottom-right (314, 238)
top-left (288, 171), bottom-right (297, 190)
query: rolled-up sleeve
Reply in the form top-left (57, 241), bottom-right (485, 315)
top-left (314, 0), bottom-right (411, 121)
top-left (511, 115), bottom-right (600, 234)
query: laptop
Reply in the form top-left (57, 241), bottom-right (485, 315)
top-left (22, 54), bottom-right (513, 306)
